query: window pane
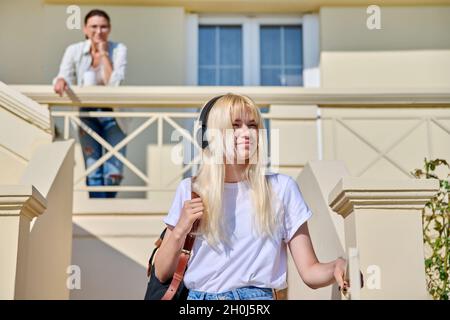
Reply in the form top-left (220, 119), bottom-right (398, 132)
top-left (284, 26), bottom-right (302, 66)
top-left (284, 67), bottom-right (303, 86)
top-left (220, 68), bottom-right (243, 85)
top-left (261, 68), bottom-right (282, 86)
top-left (220, 26), bottom-right (242, 66)
top-left (260, 27), bottom-right (281, 65)
top-left (198, 25), bottom-right (243, 85)
top-left (199, 26), bottom-right (216, 66)
top-left (260, 25), bottom-right (303, 87)
top-left (198, 67), bottom-right (216, 85)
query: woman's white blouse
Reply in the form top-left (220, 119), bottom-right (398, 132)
top-left (53, 40), bottom-right (128, 133)
top-left (53, 39), bottom-right (127, 87)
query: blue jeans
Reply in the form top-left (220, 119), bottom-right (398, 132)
top-left (187, 286), bottom-right (274, 300)
top-left (79, 108), bottom-right (126, 198)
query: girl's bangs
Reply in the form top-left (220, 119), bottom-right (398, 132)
top-left (229, 97), bottom-right (261, 127)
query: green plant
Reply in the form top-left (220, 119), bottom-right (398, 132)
top-left (412, 158), bottom-right (450, 300)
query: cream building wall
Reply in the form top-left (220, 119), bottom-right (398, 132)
top-left (320, 6), bottom-right (450, 88)
top-left (0, 0), bottom-right (47, 85)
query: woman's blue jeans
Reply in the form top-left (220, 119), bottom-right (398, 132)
top-left (187, 286), bottom-right (274, 300)
top-left (79, 108), bottom-right (126, 198)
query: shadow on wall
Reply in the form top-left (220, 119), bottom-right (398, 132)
top-left (70, 223), bottom-right (148, 300)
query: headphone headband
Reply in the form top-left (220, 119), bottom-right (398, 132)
top-left (197, 95), bottom-right (224, 149)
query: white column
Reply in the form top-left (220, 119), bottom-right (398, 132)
top-left (329, 177), bottom-right (438, 299)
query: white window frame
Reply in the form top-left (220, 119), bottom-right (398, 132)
top-left (185, 14), bottom-right (320, 87)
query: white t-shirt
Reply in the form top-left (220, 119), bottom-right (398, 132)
top-left (163, 173), bottom-right (313, 293)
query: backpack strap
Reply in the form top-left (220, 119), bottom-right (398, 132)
top-left (161, 178), bottom-right (200, 300)
top-left (146, 228), bottom-right (167, 277)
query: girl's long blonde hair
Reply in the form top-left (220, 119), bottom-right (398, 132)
top-left (192, 93), bottom-right (279, 246)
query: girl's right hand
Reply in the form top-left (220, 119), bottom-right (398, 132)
top-left (174, 198), bottom-right (204, 237)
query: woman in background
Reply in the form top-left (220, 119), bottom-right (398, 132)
top-left (53, 9), bottom-right (127, 198)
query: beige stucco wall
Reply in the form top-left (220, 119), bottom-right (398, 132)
top-left (320, 6), bottom-right (450, 88)
top-left (0, 107), bottom-right (52, 185)
top-left (20, 140), bottom-right (74, 299)
top-left (0, 0), bottom-right (46, 85)
top-left (0, 0), bottom-right (185, 85)
top-left (70, 214), bottom-right (166, 299)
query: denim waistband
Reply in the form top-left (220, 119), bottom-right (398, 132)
top-left (187, 286), bottom-right (274, 300)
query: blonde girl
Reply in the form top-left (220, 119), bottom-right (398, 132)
top-left (154, 93), bottom-right (347, 300)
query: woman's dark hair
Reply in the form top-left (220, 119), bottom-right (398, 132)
top-left (84, 9), bottom-right (110, 26)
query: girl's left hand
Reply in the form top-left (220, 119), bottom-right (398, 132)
top-left (334, 258), bottom-right (348, 292)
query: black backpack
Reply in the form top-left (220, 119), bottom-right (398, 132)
top-left (144, 228), bottom-right (189, 300)
top-left (144, 178), bottom-right (199, 300)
